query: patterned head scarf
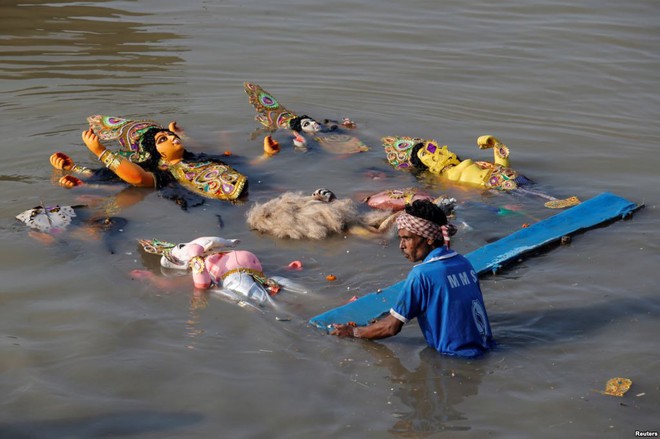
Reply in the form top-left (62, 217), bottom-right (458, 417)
top-left (87, 115), bottom-right (163, 163)
top-left (396, 211), bottom-right (456, 249)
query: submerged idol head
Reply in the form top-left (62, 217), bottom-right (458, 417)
top-left (138, 128), bottom-right (185, 169)
top-left (289, 115), bottom-right (321, 134)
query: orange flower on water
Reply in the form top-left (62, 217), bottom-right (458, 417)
top-left (326, 274), bottom-right (337, 281)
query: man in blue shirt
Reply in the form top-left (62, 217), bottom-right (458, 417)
top-left (331, 200), bottom-right (494, 357)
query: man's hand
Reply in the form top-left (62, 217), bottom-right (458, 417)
top-left (330, 324), bottom-right (357, 338)
top-left (331, 315), bottom-right (403, 340)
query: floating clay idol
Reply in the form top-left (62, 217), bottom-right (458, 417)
top-left (245, 188), bottom-right (456, 240)
top-left (362, 187), bottom-right (457, 228)
top-left (364, 187), bottom-right (437, 211)
top-left (243, 82), bottom-right (369, 154)
top-left (136, 236), bottom-right (306, 307)
top-left (382, 135), bottom-right (580, 209)
top-left (50, 115), bottom-right (248, 205)
top-left (16, 203), bottom-right (127, 249)
top-left (16, 204), bottom-right (81, 235)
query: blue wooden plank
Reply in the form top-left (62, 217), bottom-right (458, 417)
top-left (309, 192), bottom-right (641, 331)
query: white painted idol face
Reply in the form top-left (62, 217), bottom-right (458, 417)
top-left (300, 117), bottom-right (321, 134)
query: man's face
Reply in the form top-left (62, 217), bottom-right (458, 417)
top-left (398, 227), bottom-right (433, 262)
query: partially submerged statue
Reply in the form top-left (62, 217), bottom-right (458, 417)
top-left (382, 135), bottom-right (579, 208)
top-left (50, 115), bottom-right (248, 204)
top-left (246, 188), bottom-right (455, 240)
top-left (136, 236), bottom-right (306, 307)
top-left (15, 203), bottom-right (127, 251)
top-left (243, 82), bottom-right (369, 154)
top-left (383, 135), bottom-right (524, 190)
top-left (363, 187), bottom-right (436, 211)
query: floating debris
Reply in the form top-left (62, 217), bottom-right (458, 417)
top-left (602, 377), bottom-right (632, 397)
top-left (287, 260), bottom-right (303, 270)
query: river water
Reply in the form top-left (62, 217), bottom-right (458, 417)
top-left (1, 0), bottom-right (658, 438)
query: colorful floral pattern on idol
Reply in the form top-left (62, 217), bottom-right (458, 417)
top-left (137, 238), bottom-right (176, 256)
top-left (87, 115), bottom-right (161, 164)
top-left (244, 82), bottom-right (371, 155)
top-left (382, 135), bottom-right (424, 169)
top-left (495, 144), bottom-right (510, 160)
top-left (364, 187), bottom-right (435, 211)
top-left (387, 189), bottom-right (407, 199)
top-left (245, 82), bottom-right (297, 131)
top-left (386, 188), bottom-right (428, 205)
top-left (167, 160), bottom-right (247, 201)
top-left (255, 109), bottom-right (292, 131)
top-left (275, 111), bottom-right (295, 130)
top-left (477, 161), bottom-right (519, 191)
top-left (258, 91), bottom-right (279, 109)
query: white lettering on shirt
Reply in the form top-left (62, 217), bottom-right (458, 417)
top-left (459, 271), bottom-right (470, 286)
top-left (448, 270), bottom-right (475, 288)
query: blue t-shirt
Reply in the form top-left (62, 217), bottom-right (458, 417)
top-left (390, 247), bottom-right (494, 357)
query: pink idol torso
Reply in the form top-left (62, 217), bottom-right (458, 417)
top-left (366, 188), bottom-right (433, 211)
top-left (205, 250), bottom-right (263, 283)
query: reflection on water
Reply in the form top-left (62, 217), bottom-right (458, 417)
top-left (366, 343), bottom-right (484, 437)
top-left (185, 290), bottom-right (208, 349)
top-left (490, 295), bottom-right (660, 351)
top-left (0, 1), bottom-right (184, 89)
top-left (0, 410), bottom-right (203, 439)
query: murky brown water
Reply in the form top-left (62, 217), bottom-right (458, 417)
top-left (1, 0), bottom-right (658, 437)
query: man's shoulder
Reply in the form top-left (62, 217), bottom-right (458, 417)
top-left (416, 249), bottom-right (462, 268)
top-left (412, 250), bottom-right (475, 276)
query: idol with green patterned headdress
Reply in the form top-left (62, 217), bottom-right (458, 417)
top-left (49, 115), bottom-right (248, 205)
